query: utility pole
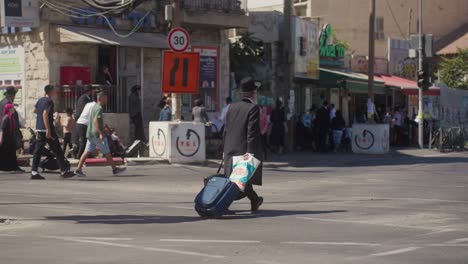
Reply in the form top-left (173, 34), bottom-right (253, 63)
top-left (171, 0), bottom-right (182, 121)
top-left (408, 8), bottom-right (413, 38)
top-left (283, 0), bottom-right (294, 151)
top-left (417, 0), bottom-right (424, 148)
top-left (283, 0), bottom-right (293, 104)
top-left (368, 0), bottom-right (375, 103)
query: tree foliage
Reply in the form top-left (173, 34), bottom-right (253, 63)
top-left (230, 32), bottom-right (270, 88)
top-left (439, 49), bottom-right (468, 90)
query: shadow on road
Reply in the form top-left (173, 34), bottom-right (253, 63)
top-left (45, 210), bottom-right (346, 224)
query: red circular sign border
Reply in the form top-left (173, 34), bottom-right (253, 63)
top-left (168, 27), bottom-right (190, 53)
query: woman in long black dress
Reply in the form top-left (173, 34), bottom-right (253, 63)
top-left (269, 100), bottom-right (287, 154)
top-left (0, 103), bottom-right (23, 172)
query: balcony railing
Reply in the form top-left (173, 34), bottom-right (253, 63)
top-left (60, 85), bottom-right (128, 114)
top-left (181, 0), bottom-right (246, 14)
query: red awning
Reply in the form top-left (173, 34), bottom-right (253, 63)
top-left (400, 86), bottom-right (441, 96)
top-left (375, 74), bottom-right (440, 96)
top-left (376, 74), bottom-right (418, 89)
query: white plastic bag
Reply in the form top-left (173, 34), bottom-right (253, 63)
top-left (229, 153), bottom-right (261, 191)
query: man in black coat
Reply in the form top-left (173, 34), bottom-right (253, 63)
top-left (315, 101), bottom-right (331, 152)
top-left (223, 78), bottom-right (264, 212)
top-left (74, 85), bottom-right (93, 120)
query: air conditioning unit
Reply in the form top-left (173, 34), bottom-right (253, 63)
top-left (375, 31), bottom-right (385, 40)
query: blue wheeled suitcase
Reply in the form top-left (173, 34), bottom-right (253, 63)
top-left (195, 176), bottom-right (240, 219)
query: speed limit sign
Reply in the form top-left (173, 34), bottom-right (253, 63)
top-left (168, 28), bottom-right (190, 53)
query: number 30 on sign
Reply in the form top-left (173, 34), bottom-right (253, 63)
top-left (168, 28), bottom-right (190, 53)
top-left (162, 51), bottom-right (200, 94)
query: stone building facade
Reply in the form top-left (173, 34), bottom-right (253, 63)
top-left (0, 0), bottom-right (247, 143)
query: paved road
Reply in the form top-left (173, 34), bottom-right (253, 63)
top-left (1, 151), bottom-right (468, 264)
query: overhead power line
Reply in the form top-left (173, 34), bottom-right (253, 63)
top-left (39, 0), bottom-right (152, 38)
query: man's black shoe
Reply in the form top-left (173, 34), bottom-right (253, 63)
top-left (251, 197), bottom-right (264, 212)
top-left (60, 171), bottom-right (75, 179)
top-left (30, 174), bottom-right (45, 180)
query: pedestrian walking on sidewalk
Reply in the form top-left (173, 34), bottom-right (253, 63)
top-left (74, 85), bottom-right (93, 158)
top-left (159, 99), bottom-right (172, 121)
top-left (30, 85), bottom-right (74, 180)
top-left (62, 108), bottom-right (75, 154)
top-left (0, 103), bottom-right (24, 173)
top-left (74, 92), bottom-right (126, 177)
top-left (129, 85), bottom-right (146, 142)
top-left (223, 78), bottom-right (264, 212)
top-left (315, 101), bottom-right (331, 152)
top-left (269, 99), bottom-right (287, 155)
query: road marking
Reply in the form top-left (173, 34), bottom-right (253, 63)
top-left (67, 237), bottom-right (134, 241)
top-left (353, 196), bottom-right (468, 204)
top-left (46, 236), bottom-right (225, 259)
top-left (167, 206), bottom-right (193, 210)
top-left (282, 241), bottom-right (381, 247)
top-left (428, 244), bottom-right (468, 247)
top-left (444, 238), bottom-right (468, 244)
top-left (160, 239), bottom-right (260, 244)
top-left (78, 217), bottom-right (160, 222)
top-left (371, 247), bottom-right (421, 257)
top-left (297, 217), bottom-right (440, 231)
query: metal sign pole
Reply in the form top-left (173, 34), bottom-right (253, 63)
top-left (418, 0), bottom-right (424, 149)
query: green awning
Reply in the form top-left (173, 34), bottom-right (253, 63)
top-left (319, 68), bottom-right (386, 94)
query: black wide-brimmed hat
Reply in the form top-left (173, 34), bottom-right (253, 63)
top-left (4, 86), bottom-right (17, 96)
top-left (241, 78), bottom-right (261, 92)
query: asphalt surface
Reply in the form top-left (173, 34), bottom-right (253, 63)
top-left (1, 150), bottom-right (468, 264)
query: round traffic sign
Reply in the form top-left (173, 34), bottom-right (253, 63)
top-left (168, 28), bottom-right (190, 53)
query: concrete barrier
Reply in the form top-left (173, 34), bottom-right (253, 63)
top-left (352, 124), bottom-right (390, 154)
top-left (149, 121), bottom-right (206, 164)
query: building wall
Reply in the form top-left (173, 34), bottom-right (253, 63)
top-left (142, 47), bottom-right (162, 136)
top-left (308, 0), bottom-right (468, 58)
top-left (0, 23), bottom-right (51, 128)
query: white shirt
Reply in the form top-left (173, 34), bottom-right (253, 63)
top-left (77, 102), bottom-right (96, 126)
top-left (393, 111), bottom-right (402, 127)
top-left (329, 108), bottom-right (336, 120)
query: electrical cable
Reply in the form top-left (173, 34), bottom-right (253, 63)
top-left (40, 0), bottom-right (151, 38)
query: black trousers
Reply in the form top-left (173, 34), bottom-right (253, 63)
top-left (316, 127), bottom-right (329, 152)
top-left (32, 132), bottom-right (67, 173)
top-left (244, 184), bottom-right (259, 203)
top-left (131, 113), bottom-right (146, 142)
top-left (77, 124), bottom-right (88, 158)
top-left (62, 133), bottom-right (72, 153)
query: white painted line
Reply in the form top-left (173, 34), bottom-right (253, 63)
top-left (297, 217), bottom-right (438, 231)
top-left (371, 247), bottom-right (421, 257)
top-left (282, 241), bottom-right (381, 247)
top-left (353, 196), bottom-right (468, 204)
top-left (46, 236), bottom-right (225, 259)
top-left (167, 206), bottom-right (194, 210)
top-left (428, 244), bottom-right (468, 247)
top-left (68, 237), bottom-right (133, 241)
top-left (78, 218), bottom-right (160, 222)
top-left (160, 239), bottom-right (260, 244)
top-left (444, 238), bottom-right (468, 244)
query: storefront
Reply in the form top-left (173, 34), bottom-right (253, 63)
top-left (0, 1), bottom-right (234, 143)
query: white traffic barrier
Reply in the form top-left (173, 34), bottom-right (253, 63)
top-left (352, 124), bottom-right (390, 154)
top-left (149, 122), bottom-right (206, 163)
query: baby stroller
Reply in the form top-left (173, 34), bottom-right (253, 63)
top-left (28, 128), bottom-right (71, 172)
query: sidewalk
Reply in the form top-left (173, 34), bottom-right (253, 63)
top-left (18, 147), bottom-right (463, 169)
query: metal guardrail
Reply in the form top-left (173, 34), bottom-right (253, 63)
top-left (181, 0), bottom-right (246, 13)
top-left (60, 85), bottom-right (127, 114)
